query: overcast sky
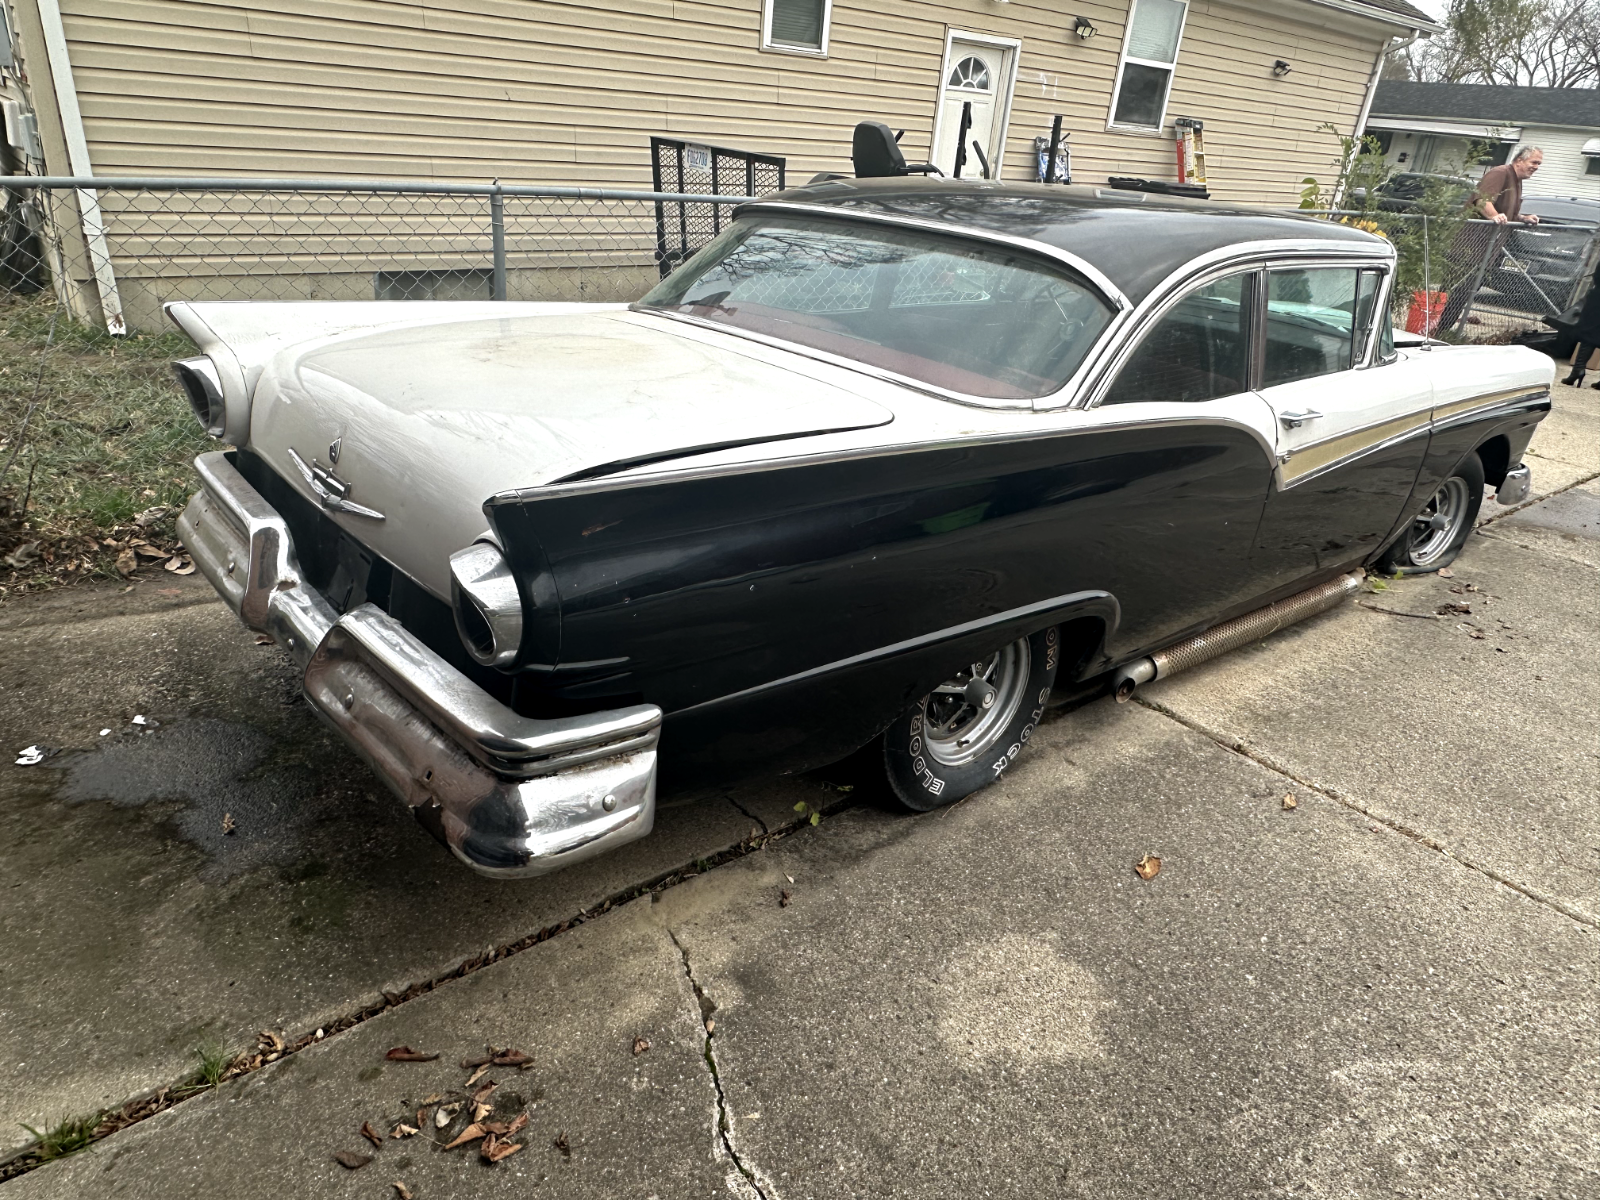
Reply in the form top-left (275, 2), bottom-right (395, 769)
top-left (1409, 0), bottom-right (1448, 21)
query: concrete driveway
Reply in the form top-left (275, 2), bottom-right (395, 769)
top-left (1, 384), bottom-right (1595, 1198)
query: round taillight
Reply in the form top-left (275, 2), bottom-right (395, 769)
top-left (173, 356), bottom-right (226, 437)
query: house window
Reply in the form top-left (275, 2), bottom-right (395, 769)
top-left (1109, 0), bottom-right (1188, 131)
top-left (762, 0), bottom-right (831, 55)
top-left (948, 56), bottom-right (992, 91)
top-left (1586, 156), bottom-right (1600, 176)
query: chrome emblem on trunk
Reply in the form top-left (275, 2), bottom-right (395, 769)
top-left (286, 447), bottom-right (385, 521)
top-left (328, 437), bottom-right (341, 464)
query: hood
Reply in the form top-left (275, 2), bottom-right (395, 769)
top-left (246, 307), bottom-right (895, 598)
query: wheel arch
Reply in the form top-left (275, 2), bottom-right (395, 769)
top-left (1473, 434), bottom-right (1511, 488)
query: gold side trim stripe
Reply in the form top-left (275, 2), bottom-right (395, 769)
top-left (1433, 386), bottom-right (1549, 423)
top-left (1281, 411), bottom-right (1430, 483)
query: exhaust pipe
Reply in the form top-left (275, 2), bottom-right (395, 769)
top-left (1111, 571), bottom-right (1363, 702)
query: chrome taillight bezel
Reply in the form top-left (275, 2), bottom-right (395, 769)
top-left (449, 541), bottom-right (525, 669)
top-left (174, 356), bottom-right (227, 437)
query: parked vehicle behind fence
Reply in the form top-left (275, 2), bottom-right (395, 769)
top-left (168, 179), bottom-right (1553, 879)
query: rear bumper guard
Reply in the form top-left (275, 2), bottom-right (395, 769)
top-left (178, 451), bottom-right (661, 878)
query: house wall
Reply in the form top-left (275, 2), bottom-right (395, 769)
top-left (24, 0), bottom-right (1392, 206)
top-left (1511, 127), bottom-right (1600, 201)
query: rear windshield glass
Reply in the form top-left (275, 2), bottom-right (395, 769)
top-left (635, 215), bottom-right (1114, 401)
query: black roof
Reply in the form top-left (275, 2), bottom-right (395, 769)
top-left (1371, 81), bottom-right (1600, 129)
top-left (1345, 0), bottom-right (1439, 26)
top-left (756, 177), bottom-right (1381, 305)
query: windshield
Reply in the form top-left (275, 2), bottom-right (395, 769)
top-left (636, 215), bottom-right (1114, 401)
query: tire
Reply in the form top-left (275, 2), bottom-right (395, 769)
top-left (882, 627), bottom-right (1060, 812)
top-left (1375, 452), bottom-right (1485, 575)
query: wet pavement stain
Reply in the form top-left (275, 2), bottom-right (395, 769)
top-left (57, 717), bottom-right (328, 882)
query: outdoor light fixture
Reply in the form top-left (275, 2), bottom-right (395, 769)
top-left (1074, 16), bottom-right (1098, 38)
top-left (1273, 59), bottom-right (1292, 77)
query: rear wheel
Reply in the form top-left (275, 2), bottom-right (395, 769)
top-left (1376, 452), bottom-right (1485, 574)
top-left (882, 627), bottom-right (1059, 812)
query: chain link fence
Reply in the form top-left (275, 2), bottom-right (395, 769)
top-left (0, 178), bottom-right (773, 334)
top-left (1306, 209), bottom-right (1599, 345)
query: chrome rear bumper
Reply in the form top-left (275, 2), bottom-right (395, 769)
top-left (178, 451), bottom-right (661, 878)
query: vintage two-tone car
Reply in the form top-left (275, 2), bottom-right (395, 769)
top-left (168, 179), bottom-right (1552, 878)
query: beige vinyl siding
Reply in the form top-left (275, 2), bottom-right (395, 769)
top-left (45, 0), bottom-right (1388, 205)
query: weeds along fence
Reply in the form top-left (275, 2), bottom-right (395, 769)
top-left (0, 177), bottom-right (761, 334)
top-left (1305, 208), bottom-right (1599, 344)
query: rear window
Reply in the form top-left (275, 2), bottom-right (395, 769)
top-left (636, 215), bottom-right (1114, 401)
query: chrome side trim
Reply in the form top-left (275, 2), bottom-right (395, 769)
top-left (1278, 411), bottom-right (1432, 488)
top-left (495, 411), bottom-right (1279, 506)
top-left (178, 450), bottom-right (665, 879)
top-left (1432, 387), bottom-right (1550, 428)
top-left (672, 589), bottom-right (1117, 718)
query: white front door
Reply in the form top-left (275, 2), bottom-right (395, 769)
top-left (932, 37), bottom-right (1016, 180)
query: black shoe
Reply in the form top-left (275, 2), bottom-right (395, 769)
top-left (1563, 368), bottom-right (1586, 386)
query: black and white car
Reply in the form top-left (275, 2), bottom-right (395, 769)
top-left (168, 179), bottom-right (1552, 878)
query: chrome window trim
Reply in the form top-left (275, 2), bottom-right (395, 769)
top-left (1077, 242), bottom-right (1391, 410)
top-left (493, 409), bottom-right (1280, 506)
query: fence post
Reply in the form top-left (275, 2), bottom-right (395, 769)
top-left (489, 182), bottom-right (507, 301)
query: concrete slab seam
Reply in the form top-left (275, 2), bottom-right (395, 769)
top-left (1477, 467), bottom-right (1600, 529)
top-left (1474, 526), bottom-right (1600, 572)
top-left (668, 929), bottom-right (778, 1200)
top-left (1133, 695), bottom-right (1600, 932)
top-left (728, 795), bottom-right (771, 836)
top-left (0, 796), bottom-right (858, 1184)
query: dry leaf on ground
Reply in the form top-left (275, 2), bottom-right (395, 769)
top-left (553, 1131), bottom-right (571, 1158)
top-left (385, 1046), bottom-right (439, 1062)
top-left (471, 1080), bottom-right (498, 1104)
top-left (490, 1048), bottom-right (531, 1067)
top-left (482, 1134), bottom-right (524, 1163)
top-left (391, 1184), bottom-right (414, 1200)
top-left (1438, 567), bottom-right (1454, 577)
top-left (1282, 793), bottom-right (1297, 811)
top-left (253, 633), bottom-right (274, 645)
top-left (465, 1062), bottom-right (491, 1087)
top-left (390, 1123), bottom-right (418, 1139)
top-left (132, 543), bottom-right (166, 559)
top-left (259, 1030), bottom-right (285, 1053)
top-left (360, 1121), bottom-right (382, 1148)
top-left (779, 889), bottom-right (792, 907)
top-left (1135, 854), bottom-right (1162, 881)
top-left (483, 1112), bottom-right (528, 1138)
top-left (631, 1037), bottom-right (650, 1056)
top-left (434, 1102), bottom-right (461, 1129)
top-left (221, 812), bottom-right (236, 835)
top-left (444, 1123), bottom-right (486, 1150)
top-left (114, 548), bottom-right (136, 576)
top-left (332, 1151), bottom-right (373, 1170)
top-left (164, 555), bottom-right (196, 575)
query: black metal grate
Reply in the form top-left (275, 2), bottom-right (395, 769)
top-left (650, 137), bottom-right (786, 278)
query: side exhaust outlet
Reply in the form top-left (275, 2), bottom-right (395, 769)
top-left (1111, 571), bottom-right (1363, 702)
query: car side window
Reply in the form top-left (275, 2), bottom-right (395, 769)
top-left (1262, 267), bottom-right (1362, 387)
top-left (1102, 273), bottom-right (1251, 405)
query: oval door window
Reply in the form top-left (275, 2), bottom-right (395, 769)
top-left (947, 55), bottom-right (992, 91)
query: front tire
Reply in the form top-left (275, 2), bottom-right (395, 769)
top-left (1376, 452), bottom-right (1485, 575)
top-left (882, 628), bottom-right (1060, 812)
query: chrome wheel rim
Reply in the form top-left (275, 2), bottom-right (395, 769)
top-left (923, 639), bottom-right (1030, 768)
top-left (1411, 476), bottom-right (1471, 566)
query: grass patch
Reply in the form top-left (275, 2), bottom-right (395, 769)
top-left (193, 1041), bottom-right (232, 1089)
top-left (18, 1113), bottom-right (100, 1162)
top-left (0, 293), bottom-right (211, 594)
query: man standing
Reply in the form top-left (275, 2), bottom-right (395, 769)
top-left (1437, 147), bottom-right (1543, 333)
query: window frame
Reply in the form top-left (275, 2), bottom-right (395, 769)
top-left (1099, 267), bottom-right (1261, 406)
top-left (1106, 0), bottom-right (1190, 135)
top-left (1257, 264), bottom-right (1392, 388)
top-left (761, 0), bottom-right (832, 58)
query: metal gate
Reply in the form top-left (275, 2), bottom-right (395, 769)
top-left (650, 137), bottom-right (786, 278)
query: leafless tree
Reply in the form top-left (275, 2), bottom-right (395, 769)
top-left (1387, 0), bottom-right (1600, 88)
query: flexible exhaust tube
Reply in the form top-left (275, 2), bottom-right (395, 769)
top-left (1111, 571), bottom-right (1364, 702)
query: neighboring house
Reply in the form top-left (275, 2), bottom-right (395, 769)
top-left (1366, 80), bottom-right (1600, 199)
top-left (0, 0), bottom-right (1440, 329)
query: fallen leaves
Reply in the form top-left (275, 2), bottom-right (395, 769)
top-left (391, 1184), bottom-right (414, 1200)
top-left (631, 1037), bottom-right (650, 1056)
top-left (443, 1123), bottom-right (486, 1150)
top-left (1134, 854), bottom-right (1162, 881)
top-left (1437, 567), bottom-right (1454, 578)
top-left (464, 1062), bottom-right (492, 1087)
top-left (779, 889), bottom-right (792, 908)
top-left (221, 812), bottom-right (236, 836)
top-left (384, 1046), bottom-right (439, 1063)
top-left (332, 1150), bottom-right (373, 1170)
top-left (1282, 793), bottom-right (1297, 811)
top-left (553, 1131), bottom-right (571, 1159)
top-left (114, 548), bottom-right (136, 576)
top-left (390, 1123), bottom-right (418, 1139)
top-left (461, 1045), bottom-right (531, 1069)
top-left (359, 1121), bottom-right (382, 1148)
top-left (434, 1102), bottom-right (460, 1130)
top-left (1437, 601), bottom-right (1473, 615)
top-left (163, 554), bottom-right (195, 575)
top-left (482, 1133), bottom-right (523, 1162)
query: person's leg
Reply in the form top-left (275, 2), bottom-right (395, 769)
top-left (1563, 342), bottom-right (1597, 386)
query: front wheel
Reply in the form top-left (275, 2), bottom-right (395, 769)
top-left (1375, 452), bottom-right (1485, 575)
top-left (882, 628), bottom-right (1060, 812)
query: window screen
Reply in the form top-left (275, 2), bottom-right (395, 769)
top-left (769, 0), bottom-right (825, 49)
top-left (1102, 273), bottom-right (1250, 405)
top-left (1262, 268), bottom-right (1361, 388)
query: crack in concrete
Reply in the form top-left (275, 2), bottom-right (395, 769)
top-left (728, 795), bottom-right (770, 835)
top-left (1135, 695), bottom-right (1599, 931)
top-left (1476, 468), bottom-right (1600, 529)
top-left (668, 929), bottom-right (775, 1200)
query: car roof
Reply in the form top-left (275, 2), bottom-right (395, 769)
top-left (1520, 195), bottom-right (1600, 223)
top-left (750, 177), bottom-right (1386, 305)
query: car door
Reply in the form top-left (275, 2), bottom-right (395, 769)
top-left (1251, 265), bottom-right (1433, 588)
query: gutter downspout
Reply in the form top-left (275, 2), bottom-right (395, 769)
top-left (35, 0), bottom-right (123, 333)
top-left (1355, 28), bottom-right (1422, 143)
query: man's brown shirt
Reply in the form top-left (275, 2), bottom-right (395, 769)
top-left (1470, 164), bottom-right (1523, 220)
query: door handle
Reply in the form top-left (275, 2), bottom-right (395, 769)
top-left (1278, 409), bottom-right (1322, 429)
